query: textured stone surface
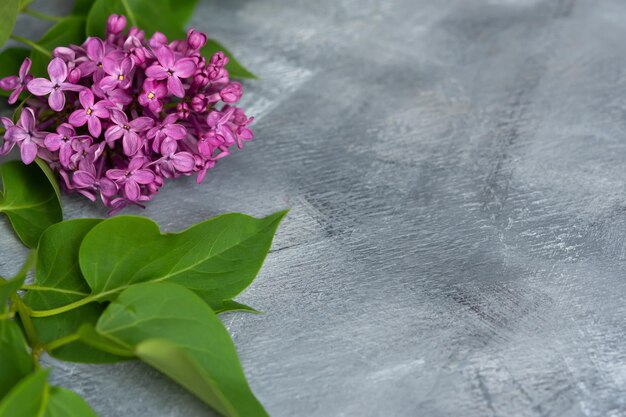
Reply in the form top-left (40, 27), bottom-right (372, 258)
top-left (2, 0), bottom-right (626, 416)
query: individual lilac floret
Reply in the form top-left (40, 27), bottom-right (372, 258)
top-left (106, 157), bottom-right (156, 201)
top-left (27, 58), bottom-right (82, 111)
top-left (44, 123), bottom-right (91, 168)
top-left (105, 108), bottom-right (154, 156)
top-left (145, 46), bottom-right (196, 97)
top-left (73, 164), bottom-right (118, 202)
top-left (0, 117), bottom-right (16, 156)
top-left (0, 58), bottom-right (33, 104)
top-left (146, 114), bottom-right (187, 154)
top-left (138, 79), bottom-right (167, 112)
top-left (68, 89), bottom-right (110, 137)
top-left (99, 56), bottom-right (134, 91)
top-left (4, 108), bottom-right (45, 164)
top-left (0, 14), bottom-right (255, 213)
top-left (77, 37), bottom-right (106, 78)
top-left (154, 139), bottom-right (195, 178)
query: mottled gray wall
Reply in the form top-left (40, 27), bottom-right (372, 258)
top-left (1, 0), bottom-right (626, 416)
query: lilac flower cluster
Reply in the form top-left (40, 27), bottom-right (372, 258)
top-left (0, 15), bottom-right (254, 213)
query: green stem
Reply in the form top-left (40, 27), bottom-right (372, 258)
top-left (29, 294), bottom-right (100, 317)
top-left (44, 333), bottom-right (80, 352)
top-left (23, 8), bottom-right (63, 22)
top-left (21, 285), bottom-right (89, 296)
top-left (13, 296), bottom-right (39, 347)
top-left (9, 35), bottom-right (51, 57)
top-left (120, 0), bottom-right (138, 27)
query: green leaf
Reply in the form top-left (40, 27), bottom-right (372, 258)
top-left (0, 275), bottom-right (26, 314)
top-left (0, 320), bottom-right (33, 400)
top-left (75, 324), bottom-right (134, 358)
top-left (0, 0), bottom-right (20, 48)
top-left (95, 282), bottom-right (268, 417)
top-left (72, 0), bottom-right (95, 16)
top-left (0, 161), bottom-right (63, 248)
top-left (34, 159), bottom-right (61, 204)
top-left (79, 211), bottom-right (286, 309)
top-left (23, 219), bottom-right (124, 363)
top-left (0, 370), bottom-right (99, 417)
top-left (0, 48), bottom-right (30, 99)
top-left (168, 0), bottom-right (198, 26)
top-left (86, 0), bottom-right (185, 40)
top-left (0, 370), bottom-right (48, 417)
top-left (201, 39), bottom-right (257, 80)
top-left (44, 387), bottom-right (99, 417)
top-left (214, 299), bottom-right (261, 315)
top-left (30, 16), bottom-right (86, 78)
top-left (19, 0), bottom-right (34, 11)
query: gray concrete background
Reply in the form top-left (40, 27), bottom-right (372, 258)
top-left (1, 0), bottom-right (626, 416)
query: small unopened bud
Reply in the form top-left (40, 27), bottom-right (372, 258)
top-left (128, 27), bottom-right (145, 42)
top-left (149, 32), bottom-right (168, 49)
top-left (210, 51), bottom-right (229, 68)
top-left (107, 14), bottom-right (127, 35)
top-left (187, 29), bottom-right (207, 50)
top-left (176, 102), bottom-right (190, 120)
top-left (220, 82), bottom-right (242, 103)
top-left (193, 72), bottom-right (209, 89)
top-left (190, 94), bottom-right (207, 112)
top-left (68, 68), bottom-right (82, 83)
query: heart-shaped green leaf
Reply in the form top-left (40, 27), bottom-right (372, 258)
top-left (44, 386), bottom-right (99, 417)
top-left (0, 370), bottom-right (48, 417)
top-left (79, 210), bottom-right (286, 309)
top-left (34, 159), bottom-right (61, 204)
top-left (72, 0), bottom-right (95, 16)
top-left (0, 369), bottom-right (98, 417)
top-left (23, 219), bottom-right (125, 363)
top-left (0, 320), bottom-right (33, 401)
top-left (94, 282), bottom-right (268, 417)
top-left (0, 161), bottom-right (63, 248)
top-left (0, 0), bottom-right (20, 48)
top-left (168, 0), bottom-right (198, 26)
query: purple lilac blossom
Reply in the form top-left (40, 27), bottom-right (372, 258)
top-left (3, 108), bottom-right (46, 164)
top-left (0, 13), bottom-right (254, 214)
top-left (0, 57), bottom-right (33, 104)
top-left (27, 57), bottom-right (83, 111)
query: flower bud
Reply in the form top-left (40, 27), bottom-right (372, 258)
top-left (207, 64), bottom-right (228, 83)
top-left (176, 102), bottom-right (190, 120)
top-left (67, 68), bottom-right (82, 83)
top-left (128, 27), bottom-right (146, 42)
top-left (187, 29), bottom-right (207, 50)
top-left (193, 72), bottom-right (209, 89)
top-left (190, 94), bottom-right (207, 112)
top-left (149, 32), bottom-right (168, 49)
top-left (210, 52), bottom-right (229, 68)
top-left (106, 14), bottom-right (127, 35)
top-left (220, 82), bottom-right (242, 103)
